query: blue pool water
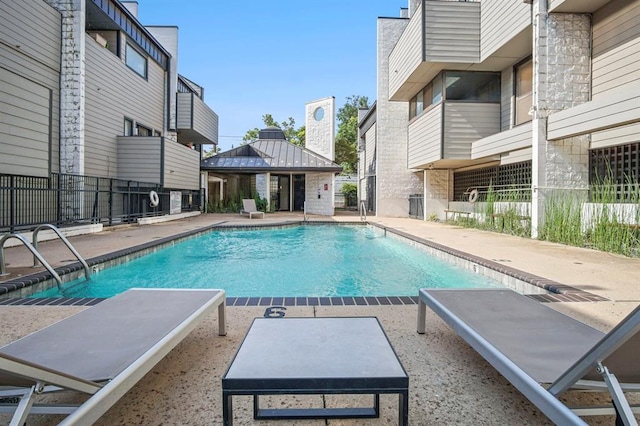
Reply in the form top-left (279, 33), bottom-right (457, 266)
top-left (31, 225), bottom-right (502, 298)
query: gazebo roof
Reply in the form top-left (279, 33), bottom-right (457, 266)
top-left (201, 136), bottom-right (342, 174)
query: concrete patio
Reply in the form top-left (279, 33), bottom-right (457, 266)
top-left (1, 212), bottom-right (639, 425)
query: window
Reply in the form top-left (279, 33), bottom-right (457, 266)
top-left (136, 124), bottom-right (151, 136)
top-left (515, 59), bottom-right (533, 125)
top-left (416, 90), bottom-right (424, 116)
top-left (313, 107), bottom-right (324, 121)
top-left (409, 83), bottom-right (434, 120)
top-left (444, 72), bottom-right (500, 102)
top-left (432, 74), bottom-right (443, 104)
top-left (123, 118), bottom-right (133, 136)
top-left (125, 43), bottom-right (147, 78)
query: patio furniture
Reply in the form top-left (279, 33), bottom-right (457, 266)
top-left (0, 288), bottom-right (226, 426)
top-left (222, 317), bottom-right (409, 425)
top-left (240, 199), bottom-right (264, 219)
top-left (417, 288), bottom-right (640, 426)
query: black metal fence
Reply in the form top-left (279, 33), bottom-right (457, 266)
top-left (1, 173), bottom-right (201, 233)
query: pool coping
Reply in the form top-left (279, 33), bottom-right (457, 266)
top-left (0, 220), bottom-right (607, 305)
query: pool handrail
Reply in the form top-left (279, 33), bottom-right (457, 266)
top-left (32, 224), bottom-right (91, 282)
top-left (0, 233), bottom-right (63, 285)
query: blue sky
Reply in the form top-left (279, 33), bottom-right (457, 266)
top-left (136, 0), bottom-right (403, 151)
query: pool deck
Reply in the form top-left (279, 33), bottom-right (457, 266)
top-left (1, 212), bottom-right (639, 425)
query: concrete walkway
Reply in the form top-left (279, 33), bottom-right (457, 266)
top-left (1, 212), bottom-right (638, 425)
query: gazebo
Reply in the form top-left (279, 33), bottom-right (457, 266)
top-left (201, 128), bottom-right (342, 215)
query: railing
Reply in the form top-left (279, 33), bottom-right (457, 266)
top-left (359, 200), bottom-right (367, 222)
top-left (0, 233), bottom-right (63, 286)
top-left (32, 224), bottom-right (91, 282)
top-left (1, 173), bottom-right (201, 233)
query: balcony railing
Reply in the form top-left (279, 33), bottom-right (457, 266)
top-left (408, 102), bottom-right (501, 169)
top-left (176, 92), bottom-right (219, 145)
top-left (117, 136), bottom-right (201, 190)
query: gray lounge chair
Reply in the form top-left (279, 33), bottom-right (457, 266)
top-left (240, 199), bottom-right (264, 219)
top-left (417, 288), bottom-right (640, 426)
top-left (0, 288), bottom-right (226, 425)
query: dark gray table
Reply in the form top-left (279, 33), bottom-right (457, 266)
top-left (222, 317), bottom-right (409, 425)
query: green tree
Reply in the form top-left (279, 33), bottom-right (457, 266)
top-left (335, 95), bottom-right (369, 173)
top-left (243, 114), bottom-right (305, 147)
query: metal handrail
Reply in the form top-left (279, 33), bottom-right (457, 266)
top-left (359, 200), bottom-right (367, 222)
top-left (0, 234), bottom-right (63, 287)
top-left (32, 224), bottom-right (91, 282)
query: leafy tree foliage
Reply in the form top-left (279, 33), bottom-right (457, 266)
top-left (242, 95), bottom-right (369, 171)
top-left (243, 114), bottom-right (305, 147)
top-left (335, 95), bottom-right (369, 173)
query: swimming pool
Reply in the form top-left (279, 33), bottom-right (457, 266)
top-left (30, 225), bottom-right (503, 298)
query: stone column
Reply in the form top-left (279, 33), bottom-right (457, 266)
top-left (531, 0), bottom-right (591, 238)
top-left (47, 0), bottom-right (86, 176)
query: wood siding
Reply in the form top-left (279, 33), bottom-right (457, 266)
top-left (388, 12), bottom-right (420, 99)
top-left (481, 0), bottom-right (531, 60)
top-left (472, 122), bottom-right (532, 159)
top-left (163, 140), bottom-right (200, 190)
top-left (592, 0), bottom-right (640, 95)
top-left (501, 147), bottom-right (532, 165)
top-left (0, 70), bottom-right (51, 177)
top-left (547, 82), bottom-right (640, 140)
top-left (0, 0), bottom-right (60, 176)
top-left (117, 137), bottom-right (200, 189)
top-left (176, 93), bottom-right (192, 129)
top-left (408, 105), bottom-right (443, 169)
top-left (424, 1), bottom-right (480, 63)
top-left (117, 137), bottom-right (161, 184)
top-left (176, 92), bottom-right (219, 144)
top-left (443, 103), bottom-right (501, 159)
top-left (588, 0), bottom-right (640, 146)
top-left (84, 33), bottom-right (166, 178)
top-left (591, 123), bottom-right (640, 149)
top-left (365, 124), bottom-right (377, 175)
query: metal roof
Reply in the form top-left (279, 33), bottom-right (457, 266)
top-left (201, 138), bottom-right (342, 173)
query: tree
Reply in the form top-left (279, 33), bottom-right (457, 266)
top-left (243, 114), bottom-right (305, 147)
top-left (335, 95), bottom-right (369, 173)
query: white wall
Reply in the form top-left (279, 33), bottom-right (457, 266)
top-left (305, 172), bottom-right (335, 216)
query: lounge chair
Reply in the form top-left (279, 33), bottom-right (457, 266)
top-left (0, 288), bottom-right (226, 425)
top-left (417, 288), bottom-right (640, 426)
top-left (240, 199), bottom-right (264, 219)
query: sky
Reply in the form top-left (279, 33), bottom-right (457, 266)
top-left (136, 0), bottom-right (404, 151)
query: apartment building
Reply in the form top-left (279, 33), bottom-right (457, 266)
top-left (0, 0), bottom-right (218, 231)
top-left (359, 0), bottom-right (640, 236)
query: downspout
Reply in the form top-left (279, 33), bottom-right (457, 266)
top-left (530, 0), bottom-right (548, 239)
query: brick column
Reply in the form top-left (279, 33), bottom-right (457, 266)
top-left (531, 0), bottom-right (591, 238)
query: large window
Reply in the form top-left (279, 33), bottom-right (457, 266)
top-left (125, 43), bottom-right (147, 78)
top-left (515, 59), bottom-right (533, 125)
top-left (444, 72), bottom-right (500, 102)
top-left (409, 71), bottom-right (500, 120)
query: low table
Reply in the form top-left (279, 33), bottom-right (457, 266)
top-left (222, 317), bottom-right (409, 425)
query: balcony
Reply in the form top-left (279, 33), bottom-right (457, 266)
top-left (472, 122), bottom-right (532, 159)
top-left (408, 102), bottom-right (500, 169)
top-left (117, 136), bottom-right (200, 190)
top-left (548, 0), bottom-right (611, 13)
top-left (388, 1), bottom-right (480, 101)
top-left (176, 92), bottom-right (219, 145)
